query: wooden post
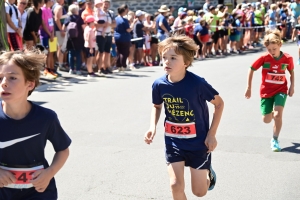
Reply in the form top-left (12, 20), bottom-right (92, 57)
top-left (0, 0), bottom-right (9, 51)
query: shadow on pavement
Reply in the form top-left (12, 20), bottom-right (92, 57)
top-left (282, 143), bottom-right (300, 154)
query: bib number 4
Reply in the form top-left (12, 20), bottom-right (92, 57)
top-left (165, 121), bottom-right (196, 139)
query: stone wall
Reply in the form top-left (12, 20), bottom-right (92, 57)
top-left (110, 0), bottom-right (218, 15)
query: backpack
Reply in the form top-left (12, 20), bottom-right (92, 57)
top-left (67, 20), bottom-right (78, 38)
top-left (5, 2), bottom-right (19, 18)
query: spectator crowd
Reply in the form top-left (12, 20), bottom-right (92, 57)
top-left (4, 0), bottom-right (300, 79)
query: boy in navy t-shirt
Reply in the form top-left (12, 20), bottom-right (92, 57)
top-left (0, 50), bottom-right (71, 199)
top-left (144, 35), bottom-right (224, 198)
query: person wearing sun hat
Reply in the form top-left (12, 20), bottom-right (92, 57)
top-left (156, 5), bottom-right (171, 42)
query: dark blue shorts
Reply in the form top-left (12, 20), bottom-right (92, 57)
top-left (85, 47), bottom-right (95, 58)
top-left (165, 145), bottom-right (211, 170)
top-left (41, 37), bottom-right (49, 49)
top-left (135, 39), bottom-right (144, 49)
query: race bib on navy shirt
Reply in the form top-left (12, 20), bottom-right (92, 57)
top-left (0, 101), bottom-right (71, 199)
top-left (152, 71), bottom-right (219, 151)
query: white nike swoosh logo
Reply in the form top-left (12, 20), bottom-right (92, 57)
top-left (0, 134), bottom-right (40, 149)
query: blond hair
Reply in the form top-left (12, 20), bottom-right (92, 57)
top-left (0, 50), bottom-right (45, 96)
top-left (158, 35), bottom-right (198, 68)
top-left (270, 4), bottom-right (277, 10)
top-left (263, 29), bottom-right (282, 46)
top-left (68, 4), bottom-right (79, 15)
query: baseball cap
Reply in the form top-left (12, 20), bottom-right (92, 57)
top-left (135, 10), bottom-right (145, 17)
top-left (85, 15), bottom-right (95, 23)
top-left (77, 0), bottom-right (86, 4)
top-left (94, 0), bottom-right (103, 6)
top-left (262, 0), bottom-right (268, 3)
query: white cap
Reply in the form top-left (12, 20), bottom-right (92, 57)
top-left (262, 0), bottom-right (268, 3)
top-left (135, 10), bottom-right (145, 17)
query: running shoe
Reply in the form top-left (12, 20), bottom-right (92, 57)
top-left (44, 69), bottom-right (57, 79)
top-left (76, 71), bottom-right (82, 75)
top-left (87, 73), bottom-right (96, 78)
top-left (69, 69), bottom-right (76, 75)
top-left (270, 139), bottom-right (281, 152)
top-left (59, 65), bottom-right (69, 72)
top-left (106, 68), bottom-right (113, 74)
top-left (208, 165), bottom-right (217, 191)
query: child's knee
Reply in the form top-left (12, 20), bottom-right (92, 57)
top-left (262, 114), bottom-right (272, 123)
top-left (273, 111), bottom-right (282, 120)
top-left (192, 188), bottom-right (207, 197)
top-left (169, 179), bottom-right (184, 193)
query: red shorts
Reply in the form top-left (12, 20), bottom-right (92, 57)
top-left (200, 35), bottom-right (210, 43)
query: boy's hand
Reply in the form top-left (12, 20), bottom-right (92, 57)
top-left (245, 88), bottom-right (251, 99)
top-left (144, 128), bottom-right (156, 145)
top-left (205, 132), bottom-right (217, 153)
top-left (288, 86), bottom-right (294, 97)
top-left (30, 169), bottom-right (53, 193)
top-left (0, 168), bottom-right (16, 187)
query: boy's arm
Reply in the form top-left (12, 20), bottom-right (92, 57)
top-left (205, 95), bottom-right (224, 153)
top-left (31, 148), bottom-right (69, 192)
top-left (144, 104), bottom-right (162, 144)
top-left (245, 68), bottom-right (255, 99)
top-left (288, 70), bottom-right (295, 97)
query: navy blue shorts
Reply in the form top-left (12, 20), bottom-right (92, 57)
top-left (165, 145), bottom-right (211, 170)
top-left (135, 39), bottom-right (144, 49)
top-left (41, 37), bottom-right (49, 49)
top-left (85, 47), bottom-right (95, 58)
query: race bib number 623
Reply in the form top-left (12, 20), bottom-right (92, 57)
top-left (165, 121), bottom-right (196, 139)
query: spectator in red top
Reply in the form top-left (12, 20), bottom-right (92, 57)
top-left (185, 16), bottom-right (194, 38)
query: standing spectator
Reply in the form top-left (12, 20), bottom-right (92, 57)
top-left (63, 4), bottom-right (85, 75)
top-left (78, 0), bottom-right (86, 17)
top-left (84, 15), bottom-right (97, 77)
top-left (169, 6), bottom-right (175, 16)
top-left (5, 0), bottom-right (23, 51)
top-left (168, 15), bottom-right (175, 27)
top-left (269, 4), bottom-right (277, 30)
top-left (23, 0), bottom-right (52, 50)
top-left (81, 0), bottom-right (93, 22)
top-left (95, 0), bottom-right (115, 74)
top-left (53, 0), bottom-right (68, 71)
top-left (17, 0), bottom-right (28, 37)
top-left (40, 0), bottom-right (56, 79)
top-left (203, 0), bottom-right (211, 13)
top-left (254, 2), bottom-right (264, 46)
top-left (114, 4), bottom-right (132, 71)
top-left (145, 13), bottom-right (158, 66)
top-left (156, 5), bottom-right (171, 42)
top-left (133, 10), bottom-right (147, 67)
top-left (290, 0), bottom-right (300, 41)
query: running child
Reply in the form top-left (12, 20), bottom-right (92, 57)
top-left (84, 15), bottom-right (97, 77)
top-left (244, 29), bottom-right (294, 152)
top-left (0, 50), bottom-right (71, 199)
top-left (144, 35), bottom-right (224, 199)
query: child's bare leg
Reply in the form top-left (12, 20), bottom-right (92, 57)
top-left (190, 168), bottom-right (209, 197)
top-left (168, 162), bottom-right (187, 200)
top-left (262, 113), bottom-right (273, 124)
top-left (273, 106), bottom-right (284, 138)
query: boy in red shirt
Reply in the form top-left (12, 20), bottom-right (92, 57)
top-left (244, 29), bottom-right (295, 152)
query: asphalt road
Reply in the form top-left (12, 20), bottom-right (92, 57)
top-left (28, 44), bottom-right (300, 200)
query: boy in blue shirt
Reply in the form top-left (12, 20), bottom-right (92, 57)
top-left (0, 50), bottom-right (71, 199)
top-left (144, 35), bottom-right (224, 199)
